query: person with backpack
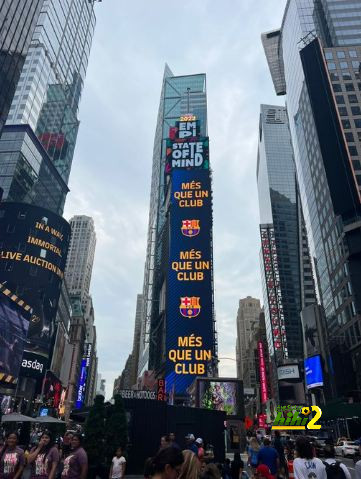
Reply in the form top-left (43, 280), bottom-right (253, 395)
top-left (323, 444), bottom-right (351, 479)
top-left (248, 437), bottom-right (260, 471)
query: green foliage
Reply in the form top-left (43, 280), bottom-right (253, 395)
top-left (84, 395), bottom-right (106, 471)
top-left (105, 395), bottom-right (128, 463)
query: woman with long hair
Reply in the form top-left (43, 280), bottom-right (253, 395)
top-left (61, 434), bottom-right (87, 479)
top-left (0, 432), bottom-right (25, 479)
top-left (149, 446), bottom-right (184, 479)
top-left (248, 437), bottom-right (260, 471)
top-left (179, 450), bottom-right (199, 479)
top-left (27, 431), bottom-right (59, 479)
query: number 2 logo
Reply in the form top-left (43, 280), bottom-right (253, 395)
top-left (307, 406), bottom-right (322, 430)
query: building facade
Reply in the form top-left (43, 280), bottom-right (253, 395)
top-left (262, 0), bottom-right (361, 396)
top-left (236, 297), bottom-right (262, 384)
top-left (0, 1), bottom-right (43, 134)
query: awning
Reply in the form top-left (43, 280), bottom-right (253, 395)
top-left (34, 416), bottom-right (65, 424)
top-left (1, 413), bottom-right (35, 422)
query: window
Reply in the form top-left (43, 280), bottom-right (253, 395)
top-left (6, 224), bottom-right (15, 233)
top-left (345, 132), bottom-right (354, 142)
top-left (325, 52), bottom-right (333, 60)
top-left (5, 263), bottom-right (13, 272)
top-left (337, 51), bottom-right (346, 59)
top-left (342, 119), bottom-right (351, 129)
top-left (352, 159), bottom-right (361, 169)
top-left (348, 94), bottom-right (358, 103)
top-left (17, 211), bottom-right (27, 220)
top-left (358, 83), bottom-right (361, 91)
top-left (340, 62), bottom-right (348, 69)
top-left (345, 83), bottom-right (355, 91)
top-left (29, 266), bottom-right (38, 277)
top-left (343, 73), bottom-right (352, 81)
top-left (328, 62), bottom-right (336, 70)
top-left (339, 107), bottom-right (348, 116)
top-left (349, 145), bottom-right (358, 156)
top-left (352, 61), bottom-right (360, 69)
top-left (355, 119), bottom-right (361, 128)
top-left (352, 106), bottom-right (361, 115)
top-left (349, 50), bottom-right (357, 58)
top-left (336, 95), bottom-right (345, 104)
top-left (331, 72), bottom-right (339, 81)
top-left (333, 83), bottom-right (342, 92)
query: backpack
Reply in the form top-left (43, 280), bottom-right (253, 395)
top-left (323, 461), bottom-right (347, 479)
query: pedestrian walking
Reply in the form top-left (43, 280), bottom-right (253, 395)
top-left (109, 447), bottom-right (126, 479)
top-left (323, 444), bottom-right (350, 479)
top-left (179, 450), bottom-right (200, 479)
top-left (257, 439), bottom-right (279, 477)
top-left (195, 438), bottom-right (205, 462)
top-left (148, 446), bottom-right (184, 479)
top-left (27, 432), bottom-right (59, 479)
top-left (0, 432), bottom-right (25, 479)
top-left (256, 464), bottom-right (273, 479)
top-left (293, 436), bottom-right (326, 479)
top-left (168, 434), bottom-right (180, 450)
top-left (60, 434), bottom-right (87, 479)
top-left (273, 431), bottom-right (287, 477)
top-left (185, 434), bottom-right (198, 455)
top-left (248, 437), bottom-right (260, 471)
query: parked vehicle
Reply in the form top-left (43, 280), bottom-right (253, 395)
top-left (335, 440), bottom-right (359, 457)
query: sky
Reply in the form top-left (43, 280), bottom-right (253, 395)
top-left (64, 0), bottom-right (287, 399)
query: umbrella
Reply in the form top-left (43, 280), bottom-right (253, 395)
top-left (34, 416), bottom-right (65, 424)
top-left (1, 413), bottom-right (35, 423)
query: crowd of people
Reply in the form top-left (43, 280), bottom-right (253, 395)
top-left (143, 432), bottom-right (361, 479)
top-left (0, 429), bottom-right (127, 479)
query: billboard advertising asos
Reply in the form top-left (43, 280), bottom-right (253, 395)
top-left (196, 379), bottom-right (244, 418)
top-left (305, 355), bottom-right (324, 389)
top-left (0, 202), bottom-right (70, 380)
top-left (166, 168), bottom-right (215, 395)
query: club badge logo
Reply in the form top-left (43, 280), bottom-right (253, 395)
top-left (181, 220), bottom-right (200, 238)
top-left (179, 297), bottom-right (201, 318)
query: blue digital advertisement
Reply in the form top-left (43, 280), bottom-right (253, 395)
top-left (166, 168), bottom-right (214, 394)
top-left (304, 355), bottom-right (324, 389)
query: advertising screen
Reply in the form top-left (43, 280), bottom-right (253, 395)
top-left (0, 203), bottom-right (70, 375)
top-left (304, 355), bottom-right (324, 389)
top-left (42, 370), bottom-right (62, 408)
top-left (0, 292), bottom-right (30, 384)
top-left (258, 341), bottom-right (268, 404)
top-left (166, 168), bottom-right (214, 394)
top-left (197, 379), bottom-right (244, 418)
top-left (75, 343), bottom-right (92, 409)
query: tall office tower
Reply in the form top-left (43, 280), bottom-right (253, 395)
top-left (65, 216), bottom-right (96, 301)
top-left (236, 297), bottom-right (262, 383)
top-left (0, 1), bottom-right (43, 135)
top-left (262, 0), bottom-right (361, 396)
top-left (130, 294), bottom-right (143, 387)
top-left (0, 0), bottom-right (97, 213)
top-left (138, 66), bottom-right (216, 399)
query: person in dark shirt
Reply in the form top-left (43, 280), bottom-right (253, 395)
top-left (257, 438), bottom-right (279, 477)
top-left (273, 431), bottom-right (286, 477)
top-left (185, 434), bottom-right (198, 455)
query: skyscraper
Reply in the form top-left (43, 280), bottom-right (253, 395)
top-left (137, 66), bottom-right (216, 398)
top-left (0, 0), bottom-right (97, 212)
top-left (262, 0), bottom-right (361, 396)
top-left (236, 297), bottom-right (262, 385)
top-left (65, 215), bottom-right (96, 301)
top-left (0, 1), bottom-right (43, 134)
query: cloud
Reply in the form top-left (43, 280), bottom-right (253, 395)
top-left (64, 0), bottom-right (287, 398)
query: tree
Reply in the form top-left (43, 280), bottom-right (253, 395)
top-left (105, 394), bottom-right (128, 463)
top-left (84, 395), bottom-right (106, 478)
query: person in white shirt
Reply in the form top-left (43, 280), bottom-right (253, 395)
top-left (293, 437), bottom-right (327, 479)
top-left (355, 459), bottom-right (361, 479)
top-left (323, 444), bottom-right (351, 479)
top-left (109, 447), bottom-right (126, 479)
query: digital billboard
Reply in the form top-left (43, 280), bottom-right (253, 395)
top-left (0, 202), bottom-right (70, 378)
top-left (305, 355), bottom-right (324, 389)
top-left (42, 370), bottom-right (62, 408)
top-left (196, 379), bottom-right (244, 418)
top-left (75, 343), bottom-right (92, 409)
top-left (0, 291), bottom-right (30, 385)
top-left (166, 116), bottom-right (215, 395)
top-left (257, 341), bottom-right (268, 404)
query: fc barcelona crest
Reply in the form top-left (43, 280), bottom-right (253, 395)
top-left (181, 220), bottom-right (200, 238)
top-left (180, 297), bottom-right (201, 318)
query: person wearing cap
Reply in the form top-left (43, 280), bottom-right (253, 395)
top-left (185, 434), bottom-right (198, 455)
top-left (195, 438), bottom-right (204, 461)
top-left (256, 464), bottom-right (274, 479)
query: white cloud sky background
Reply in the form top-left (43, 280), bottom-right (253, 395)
top-left (64, 0), bottom-right (287, 399)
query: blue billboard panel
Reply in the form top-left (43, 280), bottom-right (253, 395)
top-left (304, 355), bottom-right (324, 389)
top-left (166, 169), bottom-right (214, 394)
top-left (75, 343), bottom-right (92, 409)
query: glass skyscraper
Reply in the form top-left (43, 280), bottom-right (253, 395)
top-left (0, 1), bottom-right (43, 135)
top-left (137, 66), bottom-right (210, 379)
top-left (263, 0), bottom-right (361, 396)
top-left (0, 0), bottom-right (96, 213)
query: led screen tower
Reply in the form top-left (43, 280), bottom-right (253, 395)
top-left (137, 67), bottom-right (217, 399)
